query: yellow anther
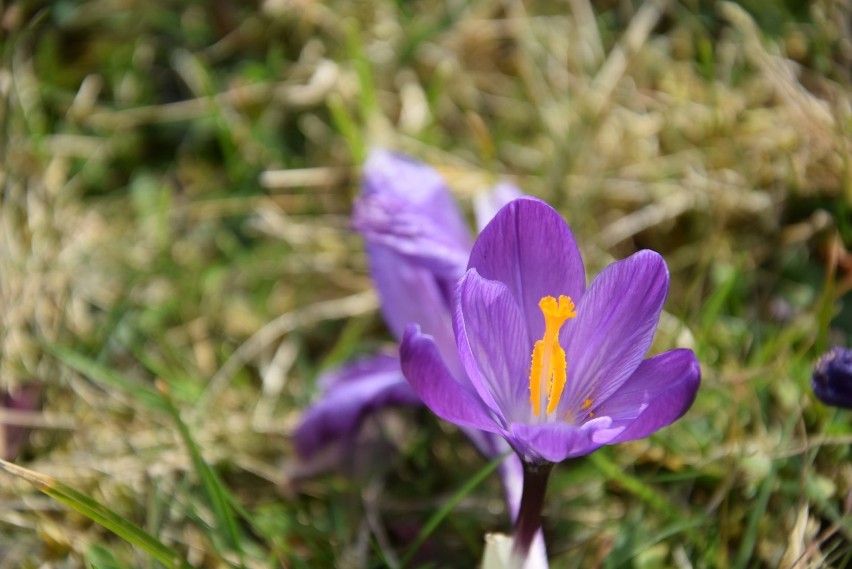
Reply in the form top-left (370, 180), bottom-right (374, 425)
top-left (529, 343), bottom-right (544, 416)
top-left (546, 345), bottom-right (567, 415)
top-left (529, 295), bottom-right (577, 416)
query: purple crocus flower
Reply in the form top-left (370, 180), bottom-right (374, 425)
top-left (401, 197), bottom-right (699, 562)
top-left (400, 196), bottom-right (701, 465)
top-left (813, 347), bottom-right (852, 409)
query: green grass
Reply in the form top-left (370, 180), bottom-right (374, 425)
top-left (1, 0), bottom-right (850, 567)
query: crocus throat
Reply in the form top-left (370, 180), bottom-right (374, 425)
top-left (529, 295), bottom-right (576, 417)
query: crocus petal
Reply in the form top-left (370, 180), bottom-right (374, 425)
top-left (293, 353), bottom-right (422, 458)
top-left (468, 197), bottom-right (585, 345)
top-left (367, 244), bottom-right (460, 375)
top-left (353, 149), bottom-right (473, 276)
top-left (401, 325), bottom-right (501, 434)
top-left (474, 182), bottom-right (523, 231)
top-left (314, 351), bottom-right (401, 391)
top-left (455, 269), bottom-right (531, 423)
top-left (560, 250), bottom-right (669, 416)
top-left (509, 417), bottom-right (622, 464)
top-left (602, 349), bottom-right (701, 444)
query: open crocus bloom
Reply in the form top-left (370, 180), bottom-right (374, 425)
top-left (401, 197), bottom-right (700, 465)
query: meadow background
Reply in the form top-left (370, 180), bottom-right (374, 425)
top-left (1, 0), bottom-right (851, 567)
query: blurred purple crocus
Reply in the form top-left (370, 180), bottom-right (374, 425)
top-left (813, 347), bottom-right (852, 409)
top-left (293, 150), bottom-right (547, 566)
top-left (293, 352), bottom-right (421, 458)
top-left (401, 197), bottom-right (700, 560)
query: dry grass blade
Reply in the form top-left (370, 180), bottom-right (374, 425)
top-left (194, 289), bottom-right (378, 417)
top-left (588, 0), bottom-right (668, 116)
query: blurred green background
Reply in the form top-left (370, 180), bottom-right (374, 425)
top-left (0, 0), bottom-right (850, 567)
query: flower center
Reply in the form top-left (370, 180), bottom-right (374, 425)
top-left (528, 295), bottom-right (576, 417)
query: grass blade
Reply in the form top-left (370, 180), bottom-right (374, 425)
top-left (400, 451), bottom-right (509, 568)
top-left (589, 452), bottom-right (678, 516)
top-left (157, 382), bottom-right (245, 563)
top-left (45, 344), bottom-right (167, 412)
top-left (588, 451), bottom-right (703, 544)
top-left (732, 464), bottom-right (776, 569)
top-left (0, 459), bottom-right (191, 569)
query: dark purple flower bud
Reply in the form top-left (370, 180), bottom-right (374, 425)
top-left (812, 347), bottom-right (852, 409)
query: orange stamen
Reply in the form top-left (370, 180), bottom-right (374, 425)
top-left (528, 295), bottom-right (576, 416)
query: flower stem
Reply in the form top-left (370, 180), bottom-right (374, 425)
top-left (511, 461), bottom-right (553, 565)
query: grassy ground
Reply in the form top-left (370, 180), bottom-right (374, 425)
top-left (1, 0), bottom-right (850, 567)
